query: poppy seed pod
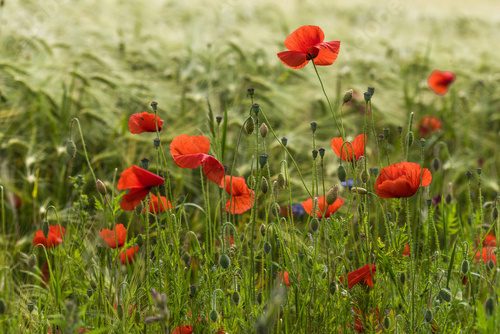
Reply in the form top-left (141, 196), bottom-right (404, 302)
top-left (312, 149), bottom-right (318, 160)
top-left (140, 158), bottom-right (149, 170)
top-left (150, 101), bottom-right (158, 112)
top-left (244, 117), bottom-right (254, 134)
top-left (219, 254), bottom-right (231, 269)
top-left (231, 291), bottom-right (240, 305)
top-left (337, 165), bottom-right (347, 182)
top-left (310, 121), bottom-right (317, 133)
top-left (363, 91), bottom-right (371, 102)
top-left (318, 147), bottom-right (325, 158)
top-left (259, 123), bottom-right (268, 138)
top-left (326, 186), bottom-right (339, 205)
top-left (247, 87), bottom-right (255, 98)
top-left (261, 177), bottom-right (269, 194)
top-left (281, 137), bottom-right (288, 147)
top-left (259, 154), bottom-right (268, 168)
top-left (251, 103), bottom-right (260, 115)
top-left (343, 89), bottom-right (353, 104)
top-left (215, 115), bottom-right (223, 125)
top-left (96, 179), bottom-right (107, 195)
top-left (153, 138), bottom-right (161, 148)
top-left (367, 87), bottom-right (375, 97)
top-left (209, 309), bottom-right (219, 322)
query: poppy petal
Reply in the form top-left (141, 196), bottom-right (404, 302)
top-left (284, 25), bottom-right (324, 52)
top-left (170, 134), bottom-right (210, 156)
top-left (120, 245), bottom-right (139, 264)
top-left (120, 187), bottom-right (150, 211)
top-left (172, 153), bottom-right (206, 169)
top-left (201, 155), bottom-right (225, 185)
top-left (313, 40), bottom-right (340, 66)
top-left (117, 165), bottom-right (164, 190)
top-left (420, 168), bottom-right (432, 187)
top-left (99, 224), bottom-right (127, 248)
top-left (277, 51), bottom-right (309, 69)
top-left (128, 112), bottom-right (163, 134)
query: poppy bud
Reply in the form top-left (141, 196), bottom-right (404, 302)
top-left (251, 103), bottom-right (260, 115)
top-left (466, 170), bottom-right (473, 180)
top-left (153, 138), bottom-right (160, 148)
top-left (485, 297), bottom-right (495, 317)
top-left (487, 259), bottom-right (495, 270)
top-left (246, 175), bottom-right (256, 189)
top-left (209, 309), bottom-right (219, 322)
top-left (310, 121), bottom-right (317, 133)
top-left (369, 167), bottom-right (379, 176)
top-left (259, 154), bottom-right (268, 168)
top-left (445, 194), bottom-right (452, 204)
top-left (329, 282), bottom-right (337, 295)
top-left (363, 91), bottom-right (371, 102)
top-left (383, 316), bottom-right (390, 329)
top-left (264, 242), bottom-right (271, 254)
top-left (244, 117), bottom-right (254, 134)
top-left (27, 303), bottom-right (34, 313)
top-left (420, 138), bottom-right (426, 148)
top-left (281, 137), bottom-right (288, 147)
top-left (310, 218), bottom-right (319, 232)
top-left (424, 309), bottom-right (433, 323)
top-left (150, 101), bottom-right (158, 112)
top-left (87, 288), bottom-right (93, 297)
top-left (42, 221), bottom-right (49, 239)
top-left (318, 147), bottom-right (325, 158)
top-left (0, 299), bottom-right (5, 314)
top-left (476, 168), bottom-right (482, 176)
top-left (492, 207), bottom-right (498, 220)
top-left (312, 149), bottom-right (318, 160)
top-left (337, 165), bottom-right (347, 182)
top-left (189, 285), bottom-right (197, 298)
top-left (247, 87), bottom-right (255, 98)
top-left (261, 177), bottom-right (269, 194)
top-left (259, 123), bottom-right (268, 138)
top-left (461, 260), bottom-right (469, 275)
top-left (397, 126), bottom-right (403, 134)
top-left (432, 158), bottom-right (440, 172)
top-left (140, 158), bottom-right (149, 170)
top-left (277, 173), bottom-right (286, 189)
top-left (96, 179), bottom-right (107, 195)
top-left (400, 272), bottom-right (405, 284)
top-left (66, 139), bottom-right (77, 158)
top-left (342, 89), bottom-right (353, 104)
top-left (216, 115), bottom-right (223, 125)
top-left (182, 253), bottom-right (191, 268)
top-left (351, 187), bottom-right (368, 195)
top-left (232, 291), bottom-right (240, 305)
top-left (360, 170), bottom-right (369, 183)
top-left (326, 186), bottom-right (339, 205)
top-left (219, 254), bottom-right (231, 269)
top-left (406, 131), bottom-right (414, 147)
top-left (272, 203), bottom-right (280, 217)
top-left (367, 87), bottom-right (375, 97)
top-left (260, 224), bottom-right (266, 236)
top-left (438, 288), bottom-right (452, 302)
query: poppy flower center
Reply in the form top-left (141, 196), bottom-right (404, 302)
top-left (306, 46), bottom-right (319, 60)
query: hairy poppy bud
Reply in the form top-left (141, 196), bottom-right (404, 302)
top-left (215, 115), bottom-right (223, 125)
top-left (485, 297), bottom-right (495, 316)
top-left (363, 91), bottom-right (371, 102)
top-left (461, 260), bottom-right (469, 275)
top-left (259, 154), bottom-right (268, 168)
top-left (66, 139), bottom-right (77, 158)
top-left (438, 288), bottom-right (452, 302)
top-left (261, 177), bottom-right (269, 194)
top-left (209, 309), bottom-right (219, 322)
top-left (367, 87), bottom-right (375, 97)
top-left (0, 299), bottom-right (5, 314)
top-left (277, 173), bottom-right (286, 189)
top-left (337, 165), bottom-right (347, 182)
top-left (251, 103), bottom-right (260, 115)
top-left (326, 186), bottom-right (339, 205)
top-left (281, 137), bottom-right (288, 147)
top-left (312, 149), bottom-right (318, 160)
top-left (487, 259), bottom-right (495, 270)
top-left (492, 207), bottom-right (498, 220)
top-left (264, 242), bottom-right (271, 254)
top-left (96, 179), bottom-right (107, 195)
top-left (310, 121), bottom-right (317, 133)
top-left (189, 285), bottom-right (197, 298)
top-left (318, 147), bottom-right (325, 158)
top-left (329, 282), bottom-right (337, 295)
top-left (219, 254), bottom-right (231, 269)
top-left (232, 291), bottom-right (240, 305)
top-left (272, 203), bottom-right (280, 217)
top-left (445, 193), bottom-right (452, 204)
top-left (42, 221), bottom-right (49, 238)
top-left (260, 224), bottom-right (266, 236)
top-left (360, 170), bottom-right (369, 183)
top-left (153, 138), bottom-right (160, 148)
top-left (310, 218), bottom-right (319, 232)
top-left (432, 158), bottom-right (440, 172)
top-left (383, 316), bottom-right (390, 329)
top-left (259, 123), bottom-right (268, 138)
top-left (406, 131), bottom-right (414, 147)
top-left (343, 89), bottom-right (353, 104)
top-left (245, 117), bottom-right (254, 134)
top-left (424, 309), bottom-right (433, 323)
top-left (351, 187), bottom-right (368, 195)
top-left (140, 158), bottom-right (149, 170)
top-left (150, 101), bottom-right (158, 112)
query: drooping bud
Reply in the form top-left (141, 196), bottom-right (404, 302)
top-left (260, 224), bottom-right (266, 236)
top-left (277, 173), bottom-right (286, 189)
top-left (259, 123), bottom-right (268, 138)
top-left (42, 220), bottom-right (49, 239)
top-left (310, 218), bottom-right (319, 232)
top-left (264, 242), bottom-right (271, 254)
top-left (244, 117), bottom-right (254, 134)
top-left (259, 154), bottom-right (268, 168)
top-left (445, 193), bottom-right (452, 204)
top-left (66, 139), bottom-right (77, 158)
top-left (342, 89), bottom-right (353, 104)
top-left (485, 297), bottom-right (495, 316)
top-left (261, 177), bottom-right (269, 194)
top-left (438, 288), bottom-right (452, 302)
top-left (209, 309), bottom-right (219, 322)
top-left (351, 187), bottom-right (368, 195)
top-left (337, 165), bottom-right (347, 182)
top-left (424, 309), bottom-right (433, 323)
top-left (432, 158), bottom-right (440, 172)
top-left (310, 121), bottom-right (317, 133)
top-left (461, 260), bottom-right (469, 275)
top-left (231, 291), bottom-right (240, 305)
top-left (219, 254), bottom-right (231, 269)
top-left (326, 186), bottom-right (339, 205)
top-left (96, 179), bottom-right (107, 195)
top-left (360, 170), bottom-right (369, 183)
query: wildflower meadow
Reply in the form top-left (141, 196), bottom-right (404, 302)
top-left (0, 1), bottom-right (499, 333)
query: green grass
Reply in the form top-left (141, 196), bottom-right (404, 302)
top-left (0, 0), bottom-right (499, 333)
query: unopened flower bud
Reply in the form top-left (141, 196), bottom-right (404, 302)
top-left (277, 173), bottom-right (286, 189)
top-left (219, 254), bottom-right (231, 269)
top-left (264, 242), bottom-right (271, 254)
top-left (259, 154), bottom-right (268, 168)
top-left (337, 165), bottom-right (346, 182)
top-left (215, 115), bottom-right (223, 125)
top-left (251, 103), bottom-right (260, 115)
top-left (400, 272), bottom-right (405, 284)
top-left (259, 123), bottom-right (268, 138)
top-left (189, 285), bottom-right (197, 298)
top-left (445, 193), bottom-right (452, 204)
top-left (438, 288), bottom-right (452, 302)
top-left (406, 131), bottom-right (414, 147)
top-left (485, 297), bottom-right (495, 316)
top-left (432, 158), bottom-right (440, 171)
top-left (281, 137), bottom-right (288, 147)
top-left (424, 309), bottom-right (433, 323)
top-left (261, 177), bottom-right (269, 194)
top-left (66, 139), bottom-right (77, 158)
top-left (492, 207), bottom-right (498, 220)
top-left (326, 186), bottom-right (339, 205)
top-left (461, 260), bottom-right (469, 275)
top-left (150, 101), bottom-right (158, 112)
top-left (245, 117), bottom-right (254, 134)
top-left (342, 89), bottom-right (353, 104)
top-left (209, 309), bottom-right (219, 322)
top-left (231, 291), bottom-right (240, 305)
top-left (310, 121), bottom-right (317, 133)
top-left (310, 218), bottom-right (319, 232)
top-left (351, 187), bottom-right (368, 195)
top-left (96, 179), bottom-right (107, 195)
top-left (0, 299), bottom-right (5, 314)
top-left (360, 170), bottom-right (369, 183)
top-left (260, 224), bottom-right (266, 236)
top-left (42, 221), bottom-right (49, 238)
top-left (383, 317), bottom-right (390, 329)
top-left (318, 147), bottom-right (325, 158)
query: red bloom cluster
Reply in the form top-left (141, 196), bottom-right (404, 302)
top-left (474, 232), bottom-right (497, 266)
top-left (99, 223), bottom-right (127, 249)
top-left (347, 264), bottom-right (376, 289)
top-left (301, 195), bottom-right (344, 218)
top-left (33, 225), bottom-right (65, 248)
top-left (418, 115), bottom-right (442, 137)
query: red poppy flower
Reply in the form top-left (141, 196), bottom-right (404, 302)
top-left (418, 116), bottom-right (442, 137)
top-left (220, 175), bottom-right (254, 214)
top-left (375, 162), bottom-right (432, 198)
top-left (99, 224), bottom-right (127, 248)
top-left (474, 247), bottom-right (496, 265)
top-left (33, 225), bottom-right (65, 248)
top-left (301, 196), bottom-right (344, 218)
top-left (427, 70), bottom-right (455, 95)
top-left (117, 165), bottom-right (164, 211)
top-left (277, 25), bottom-right (340, 69)
top-left (347, 264), bottom-right (376, 289)
top-left (331, 134), bottom-right (365, 161)
top-left (170, 134), bottom-right (224, 185)
top-left (402, 243), bottom-right (411, 257)
top-left (128, 112), bottom-right (164, 134)
top-left (279, 271), bottom-right (291, 287)
top-left (145, 193), bottom-right (172, 213)
top-left (120, 245), bottom-right (140, 265)
top-left (171, 325), bottom-right (193, 334)
top-left (483, 233), bottom-right (496, 247)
